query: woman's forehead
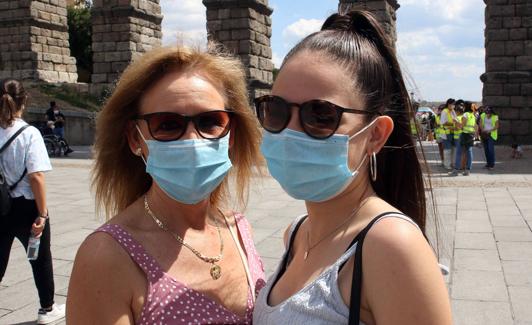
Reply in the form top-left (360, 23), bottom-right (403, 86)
top-left (138, 71), bottom-right (226, 115)
top-left (273, 52), bottom-right (364, 110)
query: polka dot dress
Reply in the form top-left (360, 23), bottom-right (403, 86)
top-left (96, 213), bottom-right (266, 325)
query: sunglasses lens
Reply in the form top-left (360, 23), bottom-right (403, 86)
top-left (300, 101), bottom-right (339, 139)
top-left (196, 111), bottom-right (232, 139)
top-left (256, 97), bottom-right (290, 133)
top-left (148, 113), bottom-right (186, 141)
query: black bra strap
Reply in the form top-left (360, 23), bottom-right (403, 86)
top-left (348, 212), bottom-right (408, 325)
top-left (268, 215), bottom-right (308, 293)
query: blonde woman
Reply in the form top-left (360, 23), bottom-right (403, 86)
top-left (66, 46), bottom-right (265, 324)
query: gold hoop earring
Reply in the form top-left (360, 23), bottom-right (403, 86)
top-left (370, 151), bottom-right (377, 182)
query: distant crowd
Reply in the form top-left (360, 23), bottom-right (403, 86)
top-left (411, 99), bottom-right (515, 175)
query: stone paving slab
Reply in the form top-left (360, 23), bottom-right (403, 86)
top-left (1, 143), bottom-right (531, 324)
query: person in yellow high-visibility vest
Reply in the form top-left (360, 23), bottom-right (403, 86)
top-left (450, 101), bottom-right (477, 176)
top-left (480, 106), bottom-right (499, 169)
top-left (439, 98), bottom-right (457, 169)
top-left (435, 105), bottom-right (446, 165)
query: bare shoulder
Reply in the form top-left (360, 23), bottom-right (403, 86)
top-left (74, 230), bottom-right (131, 271)
top-left (362, 216), bottom-right (452, 324)
top-left (66, 229), bottom-right (138, 324)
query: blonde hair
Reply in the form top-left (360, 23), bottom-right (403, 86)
top-left (0, 79), bottom-right (27, 129)
top-left (92, 45), bottom-right (262, 219)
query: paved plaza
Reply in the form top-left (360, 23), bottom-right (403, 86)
top-left (0, 143), bottom-right (531, 324)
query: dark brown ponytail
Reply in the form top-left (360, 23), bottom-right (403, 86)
top-left (0, 79), bottom-right (27, 128)
top-left (282, 10), bottom-right (428, 232)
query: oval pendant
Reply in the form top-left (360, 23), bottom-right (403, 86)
top-left (210, 264), bottom-right (222, 280)
top-left (304, 251), bottom-right (309, 260)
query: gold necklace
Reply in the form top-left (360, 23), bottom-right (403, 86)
top-left (144, 196), bottom-right (224, 280)
top-left (304, 196), bottom-right (372, 260)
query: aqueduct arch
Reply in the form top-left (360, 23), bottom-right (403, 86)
top-left (0, 0), bottom-right (530, 143)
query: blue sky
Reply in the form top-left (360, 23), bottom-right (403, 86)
top-left (159, 0), bottom-right (485, 102)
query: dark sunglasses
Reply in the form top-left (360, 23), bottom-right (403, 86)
top-left (136, 110), bottom-right (233, 141)
top-left (254, 95), bottom-right (379, 139)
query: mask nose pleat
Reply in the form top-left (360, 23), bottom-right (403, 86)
top-left (143, 135), bottom-right (232, 204)
top-left (260, 129), bottom-right (363, 202)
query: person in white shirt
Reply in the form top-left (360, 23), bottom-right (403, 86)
top-left (0, 79), bottom-right (65, 324)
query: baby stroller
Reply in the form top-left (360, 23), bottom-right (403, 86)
top-left (32, 121), bottom-right (70, 157)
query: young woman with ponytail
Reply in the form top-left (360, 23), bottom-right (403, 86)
top-left (0, 79), bottom-right (65, 324)
top-left (253, 10), bottom-right (452, 325)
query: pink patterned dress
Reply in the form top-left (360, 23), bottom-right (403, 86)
top-left (94, 213), bottom-right (266, 325)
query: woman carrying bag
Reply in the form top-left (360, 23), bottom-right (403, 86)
top-left (0, 79), bottom-right (65, 324)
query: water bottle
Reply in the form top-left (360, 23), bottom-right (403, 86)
top-left (27, 234), bottom-right (40, 261)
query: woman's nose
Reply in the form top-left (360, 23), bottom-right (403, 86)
top-left (286, 105), bottom-right (304, 132)
top-left (181, 120), bottom-right (201, 140)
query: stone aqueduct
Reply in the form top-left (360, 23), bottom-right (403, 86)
top-left (0, 0), bottom-right (531, 143)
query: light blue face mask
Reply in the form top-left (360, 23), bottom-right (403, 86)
top-left (260, 120), bottom-right (376, 202)
top-left (137, 126), bottom-right (232, 204)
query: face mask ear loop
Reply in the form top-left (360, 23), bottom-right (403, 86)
top-left (348, 117), bottom-right (379, 141)
top-left (346, 117), bottom-right (377, 176)
top-left (135, 124), bottom-right (148, 165)
top-left (351, 154), bottom-right (368, 176)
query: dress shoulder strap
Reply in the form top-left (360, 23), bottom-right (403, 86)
top-left (94, 224), bottom-right (164, 282)
top-left (348, 212), bottom-right (418, 325)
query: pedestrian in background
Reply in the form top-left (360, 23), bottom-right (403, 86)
top-left (451, 101), bottom-right (477, 176)
top-left (0, 79), bottom-right (65, 324)
top-left (480, 106), bottom-right (499, 169)
top-left (45, 102), bottom-right (73, 155)
top-left (440, 98), bottom-right (456, 169)
top-left (435, 104), bottom-right (446, 166)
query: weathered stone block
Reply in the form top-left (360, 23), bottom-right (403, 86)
top-left (239, 40), bottom-right (262, 56)
top-left (508, 71), bottom-right (531, 82)
top-left (487, 41), bottom-right (506, 56)
top-left (259, 57), bottom-right (273, 71)
top-left (506, 41), bottom-right (524, 55)
top-left (504, 84), bottom-right (521, 96)
top-left (503, 17), bottom-right (522, 28)
top-left (485, 95), bottom-right (511, 106)
top-left (218, 30), bottom-right (231, 41)
top-left (484, 83), bottom-right (504, 96)
top-left (521, 83), bottom-right (532, 95)
top-left (488, 4), bottom-right (515, 17)
top-left (516, 56), bottom-right (532, 70)
top-left (510, 28), bottom-right (528, 40)
top-left (500, 107), bottom-right (521, 120)
top-left (487, 29), bottom-right (509, 41)
top-left (105, 52), bottom-right (122, 62)
top-left (91, 73), bottom-right (107, 83)
top-left (511, 96), bottom-right (528, 107)
top-left (519, 107), bottom-right (532, 119)
top-left (48, 45), bottom-right (62, 55)
top-left (232, 29), bottom-right (252, 40)
top-left (511, 120), bottom-right (530, 135)
top-left (111, 62), bottom-right (128, 73)
top-left (487, 57), bottom-right (515, 71)
top-left (207, 20), bottom-right (222, 33)
top-left (218, 8), bottom-right (230, 19)
top-left (93, 62), bottom-right (110, 74)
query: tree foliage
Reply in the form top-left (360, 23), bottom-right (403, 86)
top-left (67, 1), bottom-right (92, 79)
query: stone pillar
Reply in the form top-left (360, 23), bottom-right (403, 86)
top-left (482, 0), bottom-right (532, 144)
top-left (203, 0), bottom-right (274, 99)
top-left (91, 0), bottom-right (162, 88)
top-left (338, 0), bottom-right (399, 47)
top-left (0, 0), bottom-right (78, 82)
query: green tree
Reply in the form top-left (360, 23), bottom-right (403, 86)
top-left (67, 1), bottom-right (92, 82)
